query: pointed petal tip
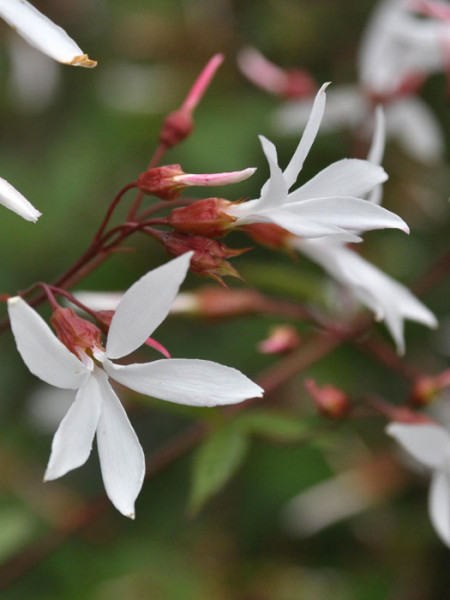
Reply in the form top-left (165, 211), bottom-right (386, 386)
top-left (69, 54), bottom-right (97, 68)
top-left (126, 512), bottom-right (136, 520)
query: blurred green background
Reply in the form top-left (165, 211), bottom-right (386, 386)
top-left (0, 0), bottom-right (450, 598)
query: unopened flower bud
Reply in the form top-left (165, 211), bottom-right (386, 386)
top-left (138, 166), bottom-right (256, 201)
top-left (244, 223), bottom-right (294, 249)
top-left (159, 54), bottom-right (224, 149)
top-left (258, 325), bottom-right (301, 355)
top-left (51, 307), bottom-right (104, 364)
top-left (410, 369), bottom-right (450, 406)
top-left (305, 378), bottom-right (350, 419)
top-left (167, 198), bottom-right (236, 237)
top-left (161, 232), bottom-right (250, 284)
top-left (238, 47), bottom-right (317, 99)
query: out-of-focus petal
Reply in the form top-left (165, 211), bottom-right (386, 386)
top-left (282, 82), bottom-right (329, 189)
top-left (104, 358), bottom-right (263, 407)
top-left (0, 0), bottom-right (96, 67)
top-left (95, 370), bottom-right (145, 519)
top-left (8, 297), bottom-right (90, 389)
top-left (367, 106), bottom-right (386, 167)
top-left (0, 177), bottom-right (41, 222)
top-left (106, 253), bottom-right (193, 360)
top-left (286, 160), bottom-right (388, 203)
top-left (386, 97), bottom-right (444, 163)
top-left (44, 374), bottom-right (101, 480)
top-left (429, 470), bottom-right (450, 547)
top-left (386, 423), bottom-right (450, 469)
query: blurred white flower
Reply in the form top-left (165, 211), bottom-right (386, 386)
top-left (229, 84), bottom-right (408, 240)
top-left (387, 420), bottom-right (450, 547)
top-left (8, 253), bottom-right (263, 518)
top-left (0, 0), bottom-right (96, 67)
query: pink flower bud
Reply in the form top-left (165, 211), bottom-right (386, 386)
top-left (161, 232), bottom-right (250, 285)
top-left (51, 307), bottom-right (105, 363)
top-left (304, 379), bottom-right (350, 419)
top-left (410, 369), bottom-right (450, 406)
top-left (238, 47), bottom-right (317, 99)
top-left (137, 166), bottom-right (256, 201)
top-left (167, 198), bottom-right (236, 237)
top-left (258, 325), bottom-right (301, 355)
top-left (159, 54), bottom-right (224, 149)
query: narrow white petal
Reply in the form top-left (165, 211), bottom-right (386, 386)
top-left (95, 370), bottom-right (145, 518)
top-left (255, 135), bottom-right (288, 209)
top-left (283, 82), bottom-right (329, 190)
top-left (0, 177), bottom-right (41, 222)
top-left (295, 240), bottom-right (437, 353)
top-left (286, 160), bottom-right (388, 204)
top-left (44, 375), bottom-right (101, 480)
top-left (106, 253), bottom-right (193, 360)
top-left (282, 196), bottom-right (409, 234)
top-left (104, 358), bottom-right (263, 407)
top-left (0, 0), bottom-right (96, 67)
top-left (386, 423), bottom-right (450, 469)
top-left (367, 106), bottom-right (386, 167)
top-left (429, 470), bottom-right (450, 547)
top-left (7, 297), bottom-right (90, 389)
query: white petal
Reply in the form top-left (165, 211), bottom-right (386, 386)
top-left (282, 196), bottom-right (409, 234)
top-left (106, 253), bottom-right (193, 360)
top-left (104, 358), bottom-right (264, 407)
top-left (286, 160), bottom-right (388, 203)
top-left (7, 297), bottom-right (90, 389)
top-left (255, 135), bottom-right (288, 210)
top-left (283, 82), bottom-right (330, 190)
top-left (0, 0), bottom-right (96, 67)
top-left (386, 423), bottom-right (450, 469)
top-left (295, 240), bottom-right (437, 353)
top-left (95, 369), bottom-right (145, 518)
top-left (386, 97), bottom-right (445, 164)
top-left (0, 177), bottom-right (41, 222)
top-left (429, 470), bottom-right (450, 547)
top-left (367, 106), bottom-right (386, 167)
top-left (44, 374), bottom-right (101, 480)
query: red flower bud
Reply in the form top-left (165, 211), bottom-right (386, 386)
top-left (137, 164), bottom-right (186, 200)
top-left (244, 223), bottom-right (294, 249)
top-left (167, 198), bottom-right (236, 237)
top-left (161, 232), bottom-right (250, 285)
top-left (305, 378), bottom-right (350, 419)
top-left (410, 369), bottom-right (450, 407)
top-left (258, 325), bottom-right (301, 354)
top-left (159, 108), bottom-right (193, 149)
top-left (51, 307), bottom-right (105, 363)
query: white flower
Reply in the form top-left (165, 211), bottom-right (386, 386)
top-left (228, 84), bottom-right (408, 240)
top-left (359, 0), bottom-right (450, 97)
top-left (289, 108), bottom-right (437, 353)
top-left (387, 421), bottom-right (450, 547)
top-left (0, 0), bottom-right (96, 67)
top-left (0, 176), bottom-right (41, 222)
top-left (7, 253), bottom-right (263, 517)
top-left (274, 86), bottom-right (444, 164)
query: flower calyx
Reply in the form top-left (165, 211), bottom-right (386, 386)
top-left (50, 307), bottom-right (105, 366)
top-left (166, 198), bottom-right (237, 237)
top-left (161, 232), bottom-right (250, 285)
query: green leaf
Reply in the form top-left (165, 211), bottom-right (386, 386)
top-left (189, 424), bottom-right (249, 516)
top-left (236, 410), bottom-right (311, 443)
